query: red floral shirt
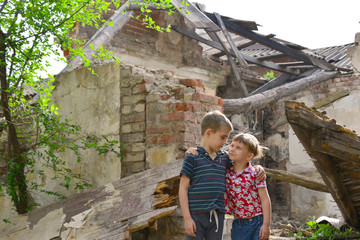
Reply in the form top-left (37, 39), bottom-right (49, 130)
top-left (225, 163), bottom-right (266, 219)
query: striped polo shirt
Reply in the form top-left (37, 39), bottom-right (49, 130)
top-left (180, 146), bottom-right (231, 214)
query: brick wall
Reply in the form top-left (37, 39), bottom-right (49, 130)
top-left (120, 65), bottom-right (223, 178)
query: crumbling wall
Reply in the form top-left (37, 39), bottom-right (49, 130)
top-left (229, 73), bottom-right (360, 222)
top-left (119, 65), bottom-right (223, 179)
top-left (0, 62), bottom-right (225, 239)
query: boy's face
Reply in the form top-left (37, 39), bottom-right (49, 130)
top-left (228, 140), bottom-right (254, 163)
top-left (208, 127), bottom-right (231, 152)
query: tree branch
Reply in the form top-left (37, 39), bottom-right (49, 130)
top-left (11, 0), bottom-right (92, 44)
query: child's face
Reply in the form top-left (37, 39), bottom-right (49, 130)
top-left (228, 140), bottom-right (254, 162)
top-left (208, 127), bottom-right (231, 152)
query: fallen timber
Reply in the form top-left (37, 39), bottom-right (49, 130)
top-left (223, 70), bottom-right (339, 114)
top-left (0, 159), bottom-right (183, 240)
top-left (285, 101), bottom-right (360, 229)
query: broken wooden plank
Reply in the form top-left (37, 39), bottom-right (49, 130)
top-left (311, 90), bottom-right (349, 109)
top-left (206, 29), bottom-right (248, 96)
top-left (171, 0), bottom-right (220, 31)
top-left (264, 168), bottom-right (328, 193)
top-left (311, 128), bottom-right (360, 163)
top-left (285, 101), bottom-right (360, 228)
top-left (171, 25), bottom-right (300, 75)
top-left (0, 159), bottom-right (183, 240)
top-left (290, 123), bottom-right (358, 228)
top-left (214, 12), bottom-right (248, 69)
top-left (61, 1), bottom-right (133, 73)
top-left (223, 70), bottom-right (338, 114)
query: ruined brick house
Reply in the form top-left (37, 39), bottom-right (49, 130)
top-left (1, 1), bottom-right (360, 239)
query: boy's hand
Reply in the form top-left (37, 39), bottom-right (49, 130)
top-left (254, 165), bottom-right (266, 181)
top-left (184, 217), bottom-right (197, 237)
top-left (185, 147), bottom-right (198, 156)
top-left (259, 224), bottom-right (270, 239)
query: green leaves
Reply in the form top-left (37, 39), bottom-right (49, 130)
top-left (263, 71), bottom-right (275, 80)
top-left (293, 217), bottom-right (360, 239)
top-left (0, 0), bottom-right (174, 216)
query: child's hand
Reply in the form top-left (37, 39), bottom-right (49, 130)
top-left (254, 165), bottom-right (266, 181)
top-left (184, 217), bottom-right (197, 237)
top-left (185, 147), bottom-right (198, 155)
top-left (259, 224), bottom-right (270, 239)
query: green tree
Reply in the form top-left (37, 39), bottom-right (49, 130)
top-left (0, 0), bottom-right (176, 215)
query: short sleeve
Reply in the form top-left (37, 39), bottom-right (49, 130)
top-left (180, 154), bottom-right (195, 179)
top-left (255, 178), bottom-right (266, 189)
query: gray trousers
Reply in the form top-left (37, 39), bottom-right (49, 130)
top-left (185, 209), bottom-right (225, 240)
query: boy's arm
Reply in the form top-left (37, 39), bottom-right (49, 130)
top-left (258, 187), bottom-right (271, 240)
top-left (179, 174), bottom-right (197, 237)
top-left (254, 165), bottom-right (266, 181)
top-left (185, 147), bottom-right (198, 155)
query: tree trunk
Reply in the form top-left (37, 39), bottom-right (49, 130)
top-left (0, 32), bottom-right (29, 214)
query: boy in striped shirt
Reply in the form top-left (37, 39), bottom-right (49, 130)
top-left (179, 111), bottom-right (265, 239)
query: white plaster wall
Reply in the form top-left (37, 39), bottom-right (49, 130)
top-left (29, 63), bottom-right (122, 207)
top-left (322, 90), bottom-right (360, 133)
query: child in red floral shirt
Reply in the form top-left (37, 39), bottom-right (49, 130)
top-left (225, 133), bottom-right (271, 240)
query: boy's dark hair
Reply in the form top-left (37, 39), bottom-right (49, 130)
top-left (201, 110), bottom-right (233, 136)
top-left (232, 133), bottom-right (268, 159)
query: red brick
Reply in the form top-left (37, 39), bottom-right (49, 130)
top-left (170, 122), bottom-right (185, 132)
top-left (147, 136), bottom-right (158, 144)
top-left (192, 92), bottom-right (219, 105)
top-left (146, 125), bottom-right (171, 134)
top-left (159, 133), bottom-right (182, 144)
top-left (168, 112), bottom-right (185, 121)
top-left (192, 102), bottom-right (202, 111)
top-left (132, 83), bottom-right (147, 94)
top-left (159, 94), bottom-right (171, 100)
top-left (179, 79), bottom-right (205, 88)
top-left (184, 112), bottom-right (198, 123)
top-left (176, 103), bottom-right (193, 111)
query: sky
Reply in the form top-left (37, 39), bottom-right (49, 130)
top-left (44, 0), bottom-right (360, 77)
top-left (193, 0), bottom-right (360, 49)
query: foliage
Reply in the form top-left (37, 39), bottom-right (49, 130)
top-left (0, 0), bottom-right (175, 215)
top-left (263, 71), bottom-right (275, 80)
top-left (293, 217), bottom-right (360, 239)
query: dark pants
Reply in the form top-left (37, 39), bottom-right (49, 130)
top-left (185, 209), bottom-right (225, 240)
top-left (231, 215), bottom-right (268, 240)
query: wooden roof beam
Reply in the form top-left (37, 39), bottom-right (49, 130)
top-left (213, 34), bottom-right (276, 58)
top-left (204, 12), bottom-right (338, 71)
top-left (172, 25), bottom-right (300, 75)
top-left (171, 0), bottom-right (220, 31)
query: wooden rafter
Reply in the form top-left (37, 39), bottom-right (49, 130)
top-left (171, 0), bottom-right (220, 31)
top-left (204, 12), bottom-right (344, 72)
top-left (172, 25), bottom-right (300, 75)
top-left (213, 34), bottom-right (276, 58)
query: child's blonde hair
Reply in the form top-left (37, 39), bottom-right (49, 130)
top-left (201, 110), bottom-right (233, 136)
top-left (232, 133), bottom-right (268, 159)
